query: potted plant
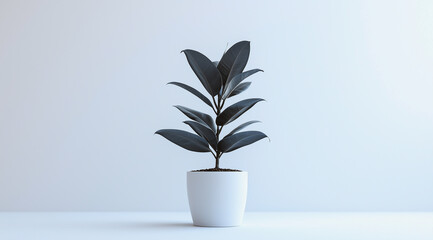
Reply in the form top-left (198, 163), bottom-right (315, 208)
top-left (156, 41), bottom-right (268, 227)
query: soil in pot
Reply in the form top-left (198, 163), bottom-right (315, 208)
top-left (192, 168), bottom-right (241, 172)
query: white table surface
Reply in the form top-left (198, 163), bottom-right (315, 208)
top-left (1, 212), bottom-right (432, 240)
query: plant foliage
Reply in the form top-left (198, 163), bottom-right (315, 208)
top-left (156, 41), bottom-right (267, 169)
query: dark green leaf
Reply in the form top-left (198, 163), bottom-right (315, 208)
top-left (228, 82), bottom-right (251, 98)
top-left (217, 41), bottom-right (250, 85)
top-left (182, 49), bottom-right (222, 96)
top-left (216, 98), bottom-right (264, 126)
top-left (222, 69), bottom-right (263, 99)
top-left (226, 43), bottom-right (250, 85)
top-left (167, 82), bottom-right (213, 108)
top-left (155, 129), bottom-right (210, 152)
top-left (225, 120), bottom-right (260, 137)
top-left (218, 131), bottom-right (268, 153)
top-left (174, 105), bottom-right (216, 132)
top-left (184, 121), bottom-right (217, 150)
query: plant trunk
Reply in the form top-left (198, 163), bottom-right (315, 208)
top-left (215, 156), bottom-right (220, 169)
top-left (214, 96), bottom-right (223, 170)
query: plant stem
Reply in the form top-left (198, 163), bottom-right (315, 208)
top-left (220, 99), bottom-right (226, 110)
top-left (212, 97), bottom-right (218, 111)
top-left (210, 149), bottom-right (217, 159)
top-left (213, 94), bottom-right (224, 169)
top-left (211, 105), bottom-right (217, 115)
top-left (215, 154), bottom-right (220, 169)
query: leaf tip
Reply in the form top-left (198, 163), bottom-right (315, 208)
top-left (262, 132), bottom-right (271, 142)
top-left (181, 49), bottom-right (193, 54)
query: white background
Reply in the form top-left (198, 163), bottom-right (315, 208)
top-left (0, 0), bottom-right (432, 211)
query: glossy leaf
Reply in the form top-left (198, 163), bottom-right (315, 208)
top-left (174, 105), bottom-right (216, 132)
top-left (218, 131), bottom-right (268, 153)
top-left (228, 82), bottom-right (251, 98)
top-left (167, 82), bottom-right (213, 108)
top-left (155, 129), bottom-right (210, 152)
top-left (222, 69), bottom-right (263, 99)
top-left (226, 43), bottom-right (250, 85)
top-left (184, 121), bottom-right (217, 150)
top-left (217, 41), bottom-right (250, 85)
top-left (216, 98), bottom-right (264, 126)
top-left (225, 120), bottom-right (260, 137)
top-left (182, 50), bottom-right (222, 96)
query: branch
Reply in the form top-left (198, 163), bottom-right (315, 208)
top-left (210, 149), bottom-right (217, 159)
top-left (212, 96), bottom-right (218, 112)
top-left (211, 105), bottom-right (217, 115)
top-left (220, 99), bottom-right (226, 110)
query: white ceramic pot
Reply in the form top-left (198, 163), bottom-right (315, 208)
top-left (187, 171), bottom-right (248, 227)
